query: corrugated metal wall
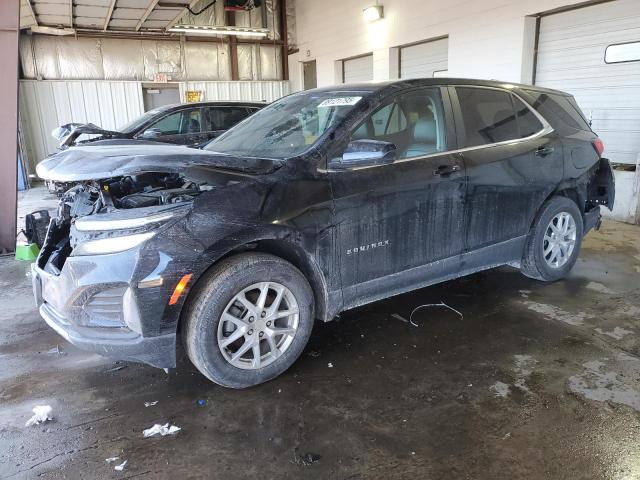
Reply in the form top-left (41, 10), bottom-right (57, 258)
top-left (19, 80), bottom-right (145, 170)
top-left (19, 79), bottom-right (289, 172)
top-left (179, 80), bottom-right (289, 103)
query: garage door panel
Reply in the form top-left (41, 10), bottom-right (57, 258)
top-left (536, 0), bottom-right (640, 166)
top-left (343, 55), bottom-right (373, 83)
top-left (400, 38), bottom-right (448, 79)
top-left (538, 16), bottom-right (640, 43)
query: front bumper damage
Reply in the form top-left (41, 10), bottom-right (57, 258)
top-left (32, 240), bottom-right (179, 368)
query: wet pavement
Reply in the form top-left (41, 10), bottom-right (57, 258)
top-left (1, 218), bottom-right (639, 479)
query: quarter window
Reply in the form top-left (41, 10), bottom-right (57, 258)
top-left (350, 88), bottom-right (446, 160)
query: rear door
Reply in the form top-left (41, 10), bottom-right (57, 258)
top-left (450, 86), bottom-right (563, 256)
top-left (329, 87), bottom-right (466, 307)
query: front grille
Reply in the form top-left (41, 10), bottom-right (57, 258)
top-left (83, 287), bottom-right (127, 327)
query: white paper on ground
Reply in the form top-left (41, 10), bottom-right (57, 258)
top-left (25, 405), bottom-right (53, 427)
top-left (143, 423), bottom-right (181, 437)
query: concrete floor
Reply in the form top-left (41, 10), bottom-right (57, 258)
top-left (1, 191), bottom-right (640, 479)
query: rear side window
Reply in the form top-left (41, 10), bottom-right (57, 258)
top-left (205, 107), bottom-right (251, 131)
top-left (514, 96), bottom-right (544, 138)
top-left (455, 88), bottom-right (544, 147)
top-left (522, 90), bottom-right (591, 134)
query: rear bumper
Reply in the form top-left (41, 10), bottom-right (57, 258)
top-left (584, 206), bottom-right (602, 235)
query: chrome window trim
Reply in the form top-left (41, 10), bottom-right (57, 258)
top-left (324, 84), bottom-right (554, 172)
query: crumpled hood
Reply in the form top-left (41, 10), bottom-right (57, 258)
top-left (36, 143), bottom-right (283, 181)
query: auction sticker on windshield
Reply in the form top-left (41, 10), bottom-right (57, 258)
top-left (318, 97), bottom-right (362, 107)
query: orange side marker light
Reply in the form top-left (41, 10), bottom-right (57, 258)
top-left (169, 273), bottom-right (193, 305)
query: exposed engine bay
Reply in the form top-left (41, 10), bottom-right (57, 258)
top-left (57, 173), bottom-right (204, 221)
top-left (39, 173), bottom-right (208, 275)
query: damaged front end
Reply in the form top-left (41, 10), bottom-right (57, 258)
top-left (32, 172), bottom-right (206, 368)
top-left (33, 144), bottom-right (279, 368)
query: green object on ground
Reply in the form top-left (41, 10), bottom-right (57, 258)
top-left (15, 243), bottom-right (40, 261)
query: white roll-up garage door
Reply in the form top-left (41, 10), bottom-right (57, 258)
top-left (343, 54), bottom-right (373, 83)
top-left (535, 0), bottom-right (640, 166)
top-left (400, 37), bottom-right (449, 79)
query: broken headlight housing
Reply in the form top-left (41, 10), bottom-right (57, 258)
top-left (70, 205), bottom-right (190, 257)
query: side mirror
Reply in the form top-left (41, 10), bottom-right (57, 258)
top-left (329, 139), bottom-right (397, 170)
top-left (140, 128), bottom-right (162, 139)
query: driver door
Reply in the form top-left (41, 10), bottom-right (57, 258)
top-left (138, 107), bottom-right (207, 145)
top-left (329, 87), bottom-right (466, 308)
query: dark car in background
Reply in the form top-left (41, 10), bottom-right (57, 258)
top-left (54, 101), bottom-right (266, 149)
top-left (45, 101), bottom-right (265, 194)
top-left (33, 79), bottom-right (614, 389)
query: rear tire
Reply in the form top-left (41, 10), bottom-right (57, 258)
top-left (520, 196), bottom-right (583, 282)
top-left (182, 253), bottom-right (314, 388)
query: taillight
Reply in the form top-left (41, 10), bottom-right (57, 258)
top-left (592, 138), bottom-right (604, 157)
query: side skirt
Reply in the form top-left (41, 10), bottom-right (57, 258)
top-left (339, 236), bottom-right (527, 313)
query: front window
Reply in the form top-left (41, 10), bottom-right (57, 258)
top-left (143, 109), bottom-right (202, 137)
top-left (205, 92), bottom-right (368, 158)
top-left (118, 109), bottom-right (166, 133)
top-left (349, 87), bottom-right (446, 160)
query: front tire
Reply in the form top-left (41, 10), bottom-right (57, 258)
top-left (182, 253), bottom-right (314, 388)
top-left (520, 196), bottom-right (583, 282)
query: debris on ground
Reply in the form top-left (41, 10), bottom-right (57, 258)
top-left (163, 368), bottom-right (169, 374)
top-left (408, 302), bottom-right (464, 326)
top-left (327, 363), bottom-right (333, 368)
top-left (25, 405), bottom-right (53, 427)
top-left (47, 345), bottom-right (65, 355)
top-left (105, 457), bottom-right (120, 463)
top-left (197, 399), bottom-right (206, 407)
top-left (143, 423), bottom-right (181, 437)
top-left (144, 401), bottom-right (158, 407)
top-left (490, 381), bottom-right (511, 398)
top-left (307, 350), bottom-right (321, 357)
top-left (292, 449), bottom-right (321, 466)
top-left (114, 460), bottom-right (127, 471)
top-left (106, 364), bottom-right (127, 373)
top-left (391, 313), bottom-right (410, 324)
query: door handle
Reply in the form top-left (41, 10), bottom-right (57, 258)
top-left (433, 164), bottom-right (461, 176)
top-left (535, 146), bottom-right (555, 157)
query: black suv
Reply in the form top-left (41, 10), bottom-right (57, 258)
top-left (33, 79), bottom-right (614, 388)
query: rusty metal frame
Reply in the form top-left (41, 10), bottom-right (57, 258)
top-left (0, 1), bottom-right (19, 252)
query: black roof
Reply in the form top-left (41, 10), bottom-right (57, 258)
top-left (154, 100), bottom-right (267, 112)
top-left (310, 78), bottom-right (571, 97)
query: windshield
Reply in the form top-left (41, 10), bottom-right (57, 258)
top-left (204, 91), bottom-right (369, 158)
top-left (117, 108), bottom-right (169, 134)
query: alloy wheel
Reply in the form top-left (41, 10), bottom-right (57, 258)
top-left (217, 282), bottom-right (299, 370)
top-left (542, 211), bottom-right (577, 269)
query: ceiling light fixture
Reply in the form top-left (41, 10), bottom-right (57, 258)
top-left (167, 25), bottom-right (269, 37)
top-left (363, 4), bottom-right (384, 22)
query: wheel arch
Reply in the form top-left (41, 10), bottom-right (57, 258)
top-left (180, 235), bottom-right (331, 331)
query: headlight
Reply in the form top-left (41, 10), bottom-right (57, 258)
top-left (72, 232), bottom-right (156, 256)
top-left (75, 210), bottom-right (179, 231)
